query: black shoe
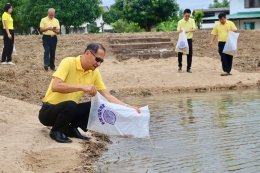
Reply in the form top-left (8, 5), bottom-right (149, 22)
top-left (50, 66), bottom-right (56, 71)
top-left (178, 67), bottom-right (182, 72)
top-left (64, 127), bottom-right (90, 140)
top-left (44, 65), bottom-right (48, 71)
top-left (49, 130), bottom-right (72, 143)
top-left (187, 69), bottom-right (192, 73)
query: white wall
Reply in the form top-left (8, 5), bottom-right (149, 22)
top-left (233, 18), bottom-right (260, 29)
top-left (201, 23), bottom-right (216, 29)
top-left (230, 0), bottom-right (260, 14)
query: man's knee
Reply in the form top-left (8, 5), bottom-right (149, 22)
top-left (63, 101), bottom-right (77, 112)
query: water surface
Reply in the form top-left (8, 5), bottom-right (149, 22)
top-left (94, 90), bottom-right (260, 173)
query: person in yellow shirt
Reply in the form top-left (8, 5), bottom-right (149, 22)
top-left (177, 9), bottom-right (196, 73)
top-left (40, 8), bottom-right (60, 71)
top-left (1, 3), bottom-right (15, 65)
top-left (39, 43), bottom-right (140, 143)
top-left (210, 13), bottom-right (238, 76)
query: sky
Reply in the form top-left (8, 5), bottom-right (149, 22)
top-left (102, 0), bottom-right (214, 10)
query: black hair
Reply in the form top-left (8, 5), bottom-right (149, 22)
top-left (4, 3), bottom-right (12, 12)
top-left (183, 9), bottom-right (191, 14)
top-left (85, 43), bottom-right (106, 53)
top-left (218, 12), bottom-right (226, 19)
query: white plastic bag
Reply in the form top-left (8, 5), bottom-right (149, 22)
top-left (87, 92), bottom-right (150, 138)
top-left (13, 44), bottom-right (17, 55)
top-left (223, 31), bottom-right (239, 56)
top-left (175, 30), bottom-right (189, 54)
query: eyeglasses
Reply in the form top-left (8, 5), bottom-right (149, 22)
top-left (90, 51), bottom-right (104, 63)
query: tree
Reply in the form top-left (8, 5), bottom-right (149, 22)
top-left (103, 0), bottom-right (124, 24)
top-left (124, 0), bottom-right (179, 31)
top-left (194, 10), bottom-right (204, 29)
top-left (209, 0), bottom-right (230, 8)
top-left (0, 0), bottom-right (29, 34)
top-left (104, 0), bottom-right (179, 31)
top-left (21, 0), bottom-right (102, 34)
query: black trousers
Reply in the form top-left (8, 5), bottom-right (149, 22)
top-left (39, 101), bottom-right (91, 132)
top-left (42, 35), bottom-right (57, 68)
top-left (1, 29), bottom-right (14, 62)
top-left (178, 39), bottom-right (193, 70)
top-left (218, 42), bottom-right (233, 73)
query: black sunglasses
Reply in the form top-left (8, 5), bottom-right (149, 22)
top-left (90, 51), bottom-right (104, 63)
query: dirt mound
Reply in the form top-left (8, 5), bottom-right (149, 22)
top-left (0, 31), bottom-right (259, 105)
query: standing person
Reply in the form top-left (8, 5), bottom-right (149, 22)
top-left (1, 3), bottom-right (15, 65)
top-left (39, 43), bottom-right (140, 143)
top-left (177, 9), bottom-right (196, 73)
top-left (210, 13), bottom-right (238, 76)
top-left (40, 8), bottom-right (60, 71)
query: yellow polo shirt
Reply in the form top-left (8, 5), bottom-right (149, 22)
top-left (211, 20), bottom-right (237, 42)
top-left (177, 18), bottom-right (196, 39)
top-left (2, 12), bottom-right (14, 30)
top-left (40, 16), bottom-right (60, 35)
top-left (42, 56), bottom-right (106, 104)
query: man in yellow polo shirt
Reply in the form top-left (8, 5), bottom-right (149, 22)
top-left (210, 13), bottom-right (238, 76)
top-left (39, 43), bottom-right (140, 143)
top-left (177, 9), bottom-right (196, 73)
top-left (40, 8), bottom-right (60, 71)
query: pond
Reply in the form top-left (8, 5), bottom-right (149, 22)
top-left (94, 90), bottom-right (260, 173)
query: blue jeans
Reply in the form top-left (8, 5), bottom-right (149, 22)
top-left (42, 35), bottom-right (57, 68)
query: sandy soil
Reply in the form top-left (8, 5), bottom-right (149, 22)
top-left (0, 31), bottom-right (259, 173)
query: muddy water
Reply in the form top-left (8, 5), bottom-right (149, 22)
top-left (94, 90), bottom-right (260, 173)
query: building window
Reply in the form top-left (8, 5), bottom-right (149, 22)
top-left (245, 0), bottom-right (260, 8)
top-left (244, 22), bottom-right (255, 30)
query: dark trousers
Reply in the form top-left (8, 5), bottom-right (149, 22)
top-left (42, 35), bottom-right (57, 68)
top-left (39, 101), bottom-right (91, 132)
top-left (218, 42), bottom-right (233, 73)
top-left (178, 39), bottom-right (193, 70)
top-left (1, 29), bottom-right (14, 62)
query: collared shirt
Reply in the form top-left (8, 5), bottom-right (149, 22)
top-left (42, 56), bottom-right (106, 104)
top-left (177, 18), bottom-right (196, 39)
top-left (2, 12), bottom-right (14, 30)
top-left (40, 16), bottom-right (60, 35)
top-left (211, 20), bottom-right (237, 42)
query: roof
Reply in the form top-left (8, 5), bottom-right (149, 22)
top-left (194, 8), bottom-right (229, 13)
top-left (203, 11), bottom-right (260, 21)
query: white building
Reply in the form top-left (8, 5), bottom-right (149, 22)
top-left (202, 0), bottom-right (260, 30)
top-left (193, 8), bottom-right (229, 29)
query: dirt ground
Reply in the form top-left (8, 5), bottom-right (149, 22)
top-left (0, 31), bottom-right (259, 173)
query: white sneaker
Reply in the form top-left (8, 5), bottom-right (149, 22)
top-left (7, 62), bottom-right (16, 65)
top-left (1, 62), bottom-right (7, 65)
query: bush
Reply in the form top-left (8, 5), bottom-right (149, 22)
top-left (112, 19), bottom-right (144, 33)
top-left (87, 22), bottom-right (100, 33)
top-left (156, 20), bottom-right (178, 32)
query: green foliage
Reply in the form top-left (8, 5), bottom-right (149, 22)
top-left (103, 0), bottom-right (124, 24)
top-left (156, 20), bottom-right (178, 32)
top-left (104, 0), bottom-right (179, 31)
top-left (87, 22), bottom-right (100, 33)
top-left (209, 0), bottom-right (229, 8)
top-left (111, 19), bottom-right (144, 33)
top-left (0, 0), bottom-right (102, 34)
top-left (178, 9), bottom-right (183, 19)
top-left (194, 10), bottom-right (204, 29)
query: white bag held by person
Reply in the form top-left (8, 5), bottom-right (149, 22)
top-left (223, 31), bottom-right (239, 56)
top-left (175, 30), bottom-right (189, 54)
top-left (87, 92), bottom-right (150, 138)
top-left (13, 44), bottom-right (17, 55)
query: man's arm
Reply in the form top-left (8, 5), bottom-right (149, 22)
top-left (52, 77), bottom-right (97, 96)
top-left (40, 26), bottom-right (53, 33)
top-left (210, 34), bottom-right (217, 47)
top-left (99, 89), bottom-right (140, 113)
